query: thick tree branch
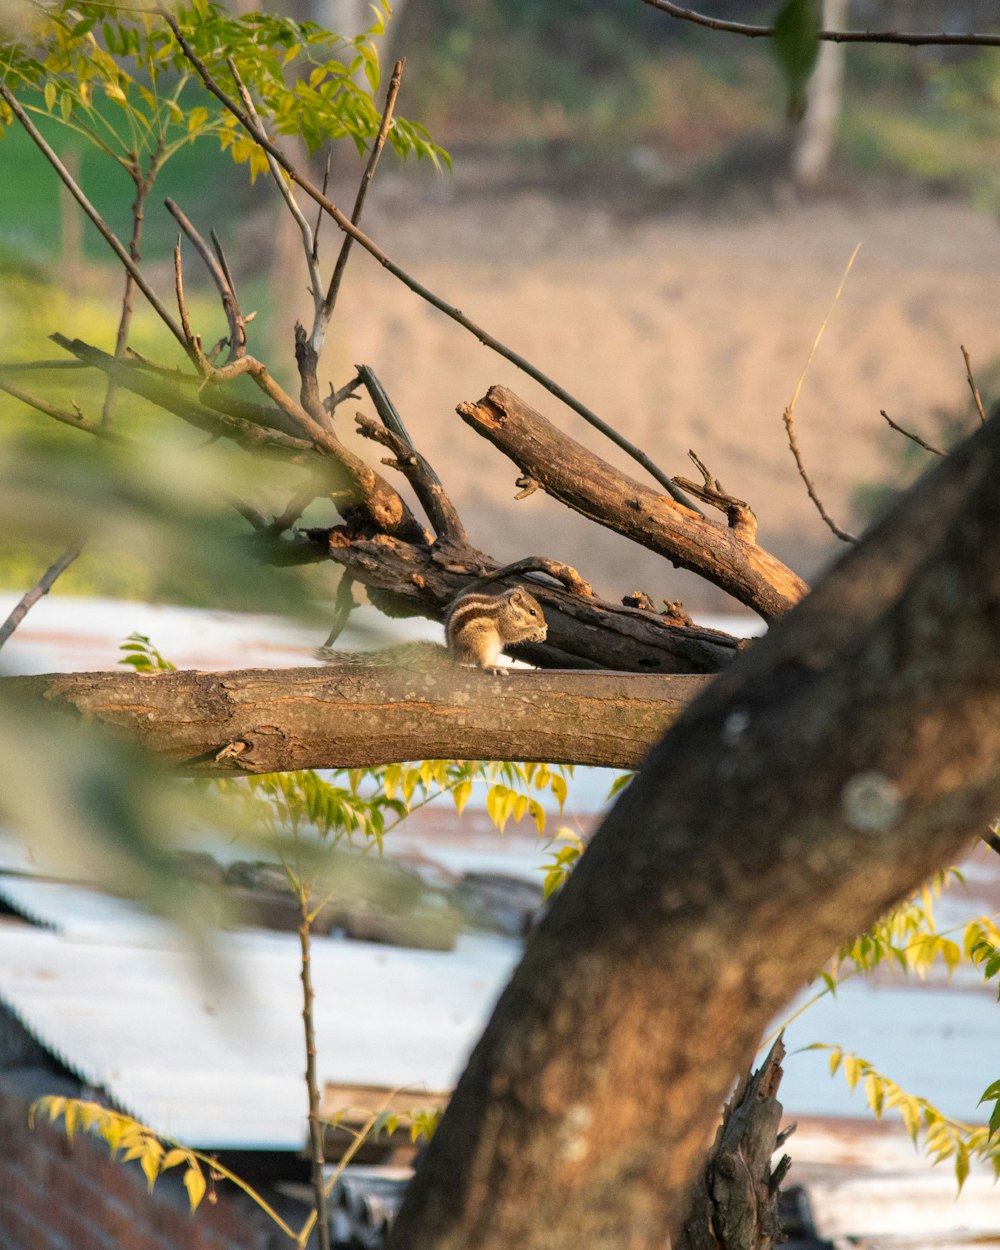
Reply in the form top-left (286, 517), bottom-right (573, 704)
top-left (389, 405), bottom-right (1000, 1250)
top-left (458, 386), bottom-right (807, 620)
top-left (297, 528), bottom-right (741, 673)
top-left (49, 336), bottom-right (316, 457)
top-left (5, 666), bottom-right (706, 772)
top-left (642, 1), bottom-right (1000, 46)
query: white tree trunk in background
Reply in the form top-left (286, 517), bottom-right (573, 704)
top-left (792, 0), bottom-right (849, 188)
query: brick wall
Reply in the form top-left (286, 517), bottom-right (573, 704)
top-left (0, 1071), bottom-right (291, 1250)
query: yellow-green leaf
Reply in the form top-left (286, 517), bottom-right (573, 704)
top-left (184, 1163), bottom-right (207, 1211)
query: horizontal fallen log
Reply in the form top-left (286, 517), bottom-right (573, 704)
top-left (7, 664), bottom-right (711, 774)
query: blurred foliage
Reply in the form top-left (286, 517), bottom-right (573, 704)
top-left (812, 1045), bottom-right (1000, 1189)
top-left (0, 0), bottom-right (447, 175)
top-left (395, 0), bottom-right (1000, 204)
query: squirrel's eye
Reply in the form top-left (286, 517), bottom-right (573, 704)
top-left (529, 609), bottom-right (536, 616)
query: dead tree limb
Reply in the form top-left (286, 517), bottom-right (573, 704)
top-left (677, 1038), bottom-right (789, 1250)
top-left (296, 528), bottom-right (741, 673)
top-left (457, 386), bottom-right (807, 621)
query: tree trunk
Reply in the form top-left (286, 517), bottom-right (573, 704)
top-left (388, 408), bottom-right (1000, 1250)
top-left (792, 0), bottom-right (848, 189)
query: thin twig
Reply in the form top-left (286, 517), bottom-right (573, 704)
top-left (102, 160), bottom-right (157, 427)
top-left (322, 59), bottom-right (404, 331)
top-left (0, 84), bottom-right (188, 352)
top-left (960, 345), bottom-right (987, 425)
top-left (783, 245), bottom-right (861, 545)
top-left (297, 895), bottom-right (332, 1250)
top-left (159, 11), bottom-right (699, 512)
top-left (0, 360), bottom-right (90, 373)
top-left (0, 544), bottom-right (85, 652)
top-left (879, 409), bottom-right (947, 458)
top-left (270, 478), bottom-right (323, 535)
top-left (165, 199), bottom-right (247, 362)
top-left (0, 380), bottom-right (126, 441)
top-left (312, 153), bottom-right (331, 266)
top-left (225, 56), bottom-right (325, 340)
top-left (641, 0), bottom-right (1000, 46)
top-left (173, 239), bottom-right (198, 356)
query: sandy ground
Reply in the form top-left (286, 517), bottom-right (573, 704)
top-left (277, 190), bottom-right (1000, 613)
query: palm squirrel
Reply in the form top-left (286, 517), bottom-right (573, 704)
top-left (316, 586), bottom-right (548, 671)
top-left (445, 586), bottom-right (548, 669)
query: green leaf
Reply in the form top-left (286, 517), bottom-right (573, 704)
top-left (771, 0), bottom-right (821, 121)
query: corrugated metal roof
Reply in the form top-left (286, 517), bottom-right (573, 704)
top-left (0, 922), bottom-right (519, 1150)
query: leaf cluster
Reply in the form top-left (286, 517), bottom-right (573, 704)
top-left (118, 631), bottom-right (176, 672)
top-left (815, 1047), bottom-right (1000, 1190)
top-left (30, 1097), bottom-right (208, 1211)
top-left (1, 0), bottom-right (448, 181)
top-left (824, 869), bottom-right (966, 985)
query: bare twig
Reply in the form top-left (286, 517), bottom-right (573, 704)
top-left (49, 335), bottom-right (321, 457)
top-left (782, 245), bottom-right (860, 545)
top-left (296, 896), bottom-right (332, 1250)
top-left (325, 373), bottom-right (363, 414)
top-left (101, 165), bottom-right (155, 426)
top-left (783, 408), bottom-right (857, 543)
top-left (270, 477), bottom-right (323, 536)
top-left (225, 56), bottom-right (325, 341)
top-left (165, 199), bottom-right (247, 362)
top-left (641, 1), bottom-right (1000, 46)
top-left (0, 360), bottom-right (90, 373)
top-left (355, 410), bottom-right (466, 544)
top-left (159, 12), bottom-right (699, 511)
top-left (0, 84), bottom-right (188, 352)
top-left (354, 366), bottom-right (465, 541)
top-left (322, 59), bottom-right (404, 330)
top-left (0, 544), bottom-right (85, 652)
top-left (0, 380), bottom-right (126, 441)
top-left (879, 409), bottom-right (947, 458)
top-left (173, 239), bottom-right (198, 356)
top-left (960, 345), bottom-right (987, 425)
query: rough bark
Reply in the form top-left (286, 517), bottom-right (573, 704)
top-left (296, 530), bottom-right (741, 674)
top-left (677, 1039), bottom-right (789, 1250)
top-left (6, 664), bottom-right (708, 773)
top-left (457, 386), bottom-right (808, 621)
top-left (388, 409), bottom-right (1000, 1250)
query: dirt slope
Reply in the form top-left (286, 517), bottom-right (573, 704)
top-left (292, 192), bottom-right (1000, 615)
